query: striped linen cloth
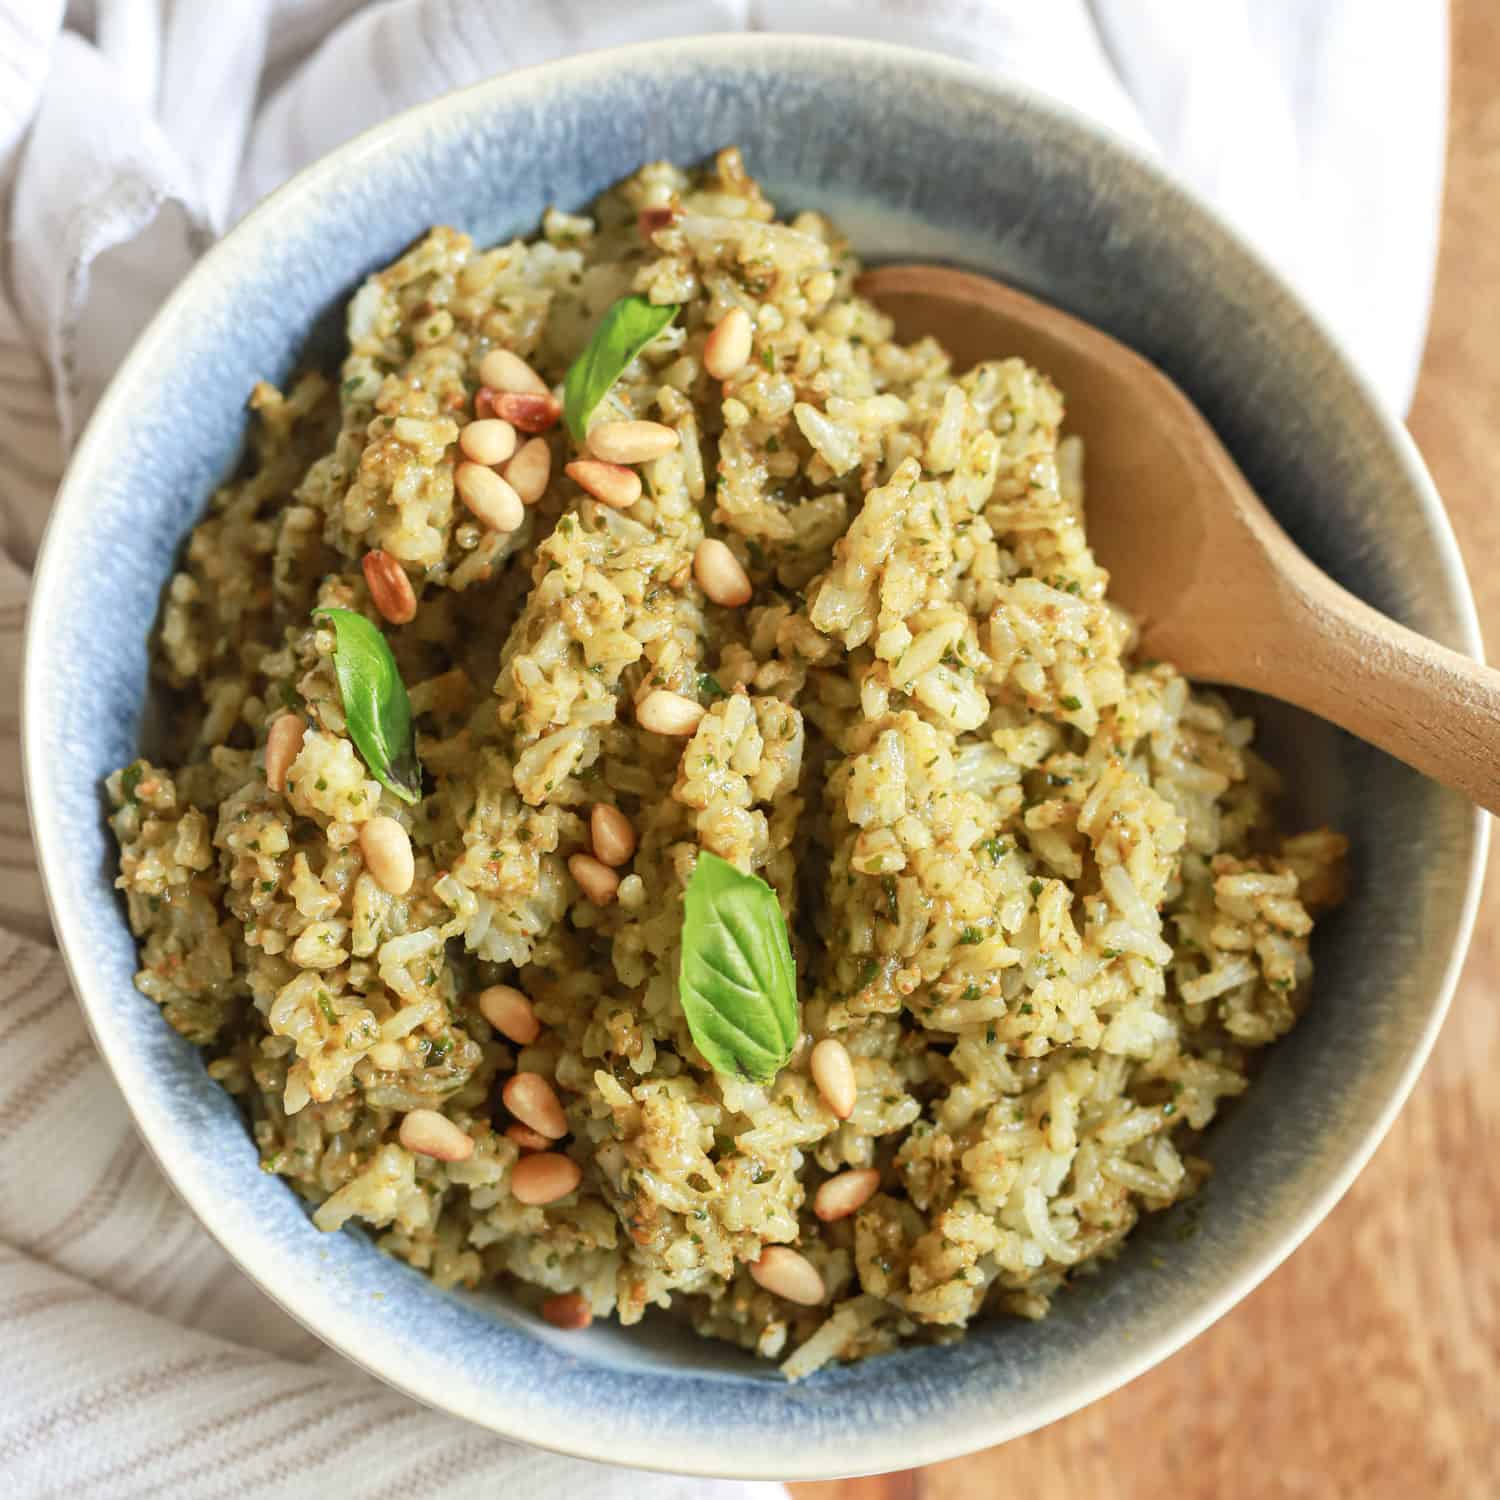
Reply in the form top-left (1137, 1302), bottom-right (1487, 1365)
top-left (0, 1), bottom-right (1444, 1493)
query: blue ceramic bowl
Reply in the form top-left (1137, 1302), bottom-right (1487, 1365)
top-left (24, 36), bottom-right (1486, 1480)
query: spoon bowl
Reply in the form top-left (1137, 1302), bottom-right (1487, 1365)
top-left (861, 264), bottom-right (1500, 813)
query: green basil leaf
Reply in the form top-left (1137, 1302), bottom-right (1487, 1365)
top-left (678, 851), bottom-right (798, 1083)
top-left (120, 761), bottom-right (145, 806)
top-left (313, 607), bottom-right (421, 804)
top-left (563, 295), bottom-right (678, 443)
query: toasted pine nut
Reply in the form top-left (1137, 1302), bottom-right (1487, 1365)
top-left (505, 440), bottom-right (552, 508)
top-left (478, 984), bottom-right (540, 1045)
top-left (637, 205), bottom-right (680, 237)
top-left (811, 1038), bottom-right (856, 1120)
top-left (511, 1151), bottom-right (581, 1205)
top-left (569, 852), bottom-right (620, 907)
top-left (479, 348), bottom-right (549, 396)
top-left (813, 1168), bottom-right (880, 1223)
top-left (506, 1122), bottom-right (551, 1152)
top-left (399, 1109), bottom-right (474, 1162)
top-left (704, 307), bottom-right (754, 381)
top-left (360, 816), bottom-right (415, 896)
top-left (590, 804), bottom-right (637, 867)
top-left (542, 1292), bottom-right (593, 1330)
top-left (459, 417), bottom-right (518, 466)
top-left (494, 391), bottom-right (562, 433)
top-left (361, 548), bottom-right (417, 625)
top-left (566, 458), bottom-right (641, 509)
top-left (455, 461), bottom-right (525, 533)
top-left (474, 386), bottom-right (498, 419)
top-left (503, 1072), bottom-right (568, 1139)
top-left (587, 419), bottom-right (679, 465)
top-left (265, 714), bottom-right (305, 794)
top-left (637, 689), bottom-right (705, 736)
top-left (693, 538), bottom-right (752, 607)
top-left (749, 1246), bottom-right (825, 1306)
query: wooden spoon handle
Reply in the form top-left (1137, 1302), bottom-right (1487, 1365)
top-left (1245, 564), bottom-right (1500, 813)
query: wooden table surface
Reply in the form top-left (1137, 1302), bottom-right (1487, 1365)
top-left (794, 6), bottom-right (1499, 1497)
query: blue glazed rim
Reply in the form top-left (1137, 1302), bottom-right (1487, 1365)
top-left (24, 34), bottom-right (1487, 1480)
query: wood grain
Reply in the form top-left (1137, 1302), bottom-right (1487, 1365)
top-left (794, 4), bottom-right (1500, 1495)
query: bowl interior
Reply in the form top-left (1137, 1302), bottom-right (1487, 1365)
top-left (25, 36), bottom-right (1484, 1479)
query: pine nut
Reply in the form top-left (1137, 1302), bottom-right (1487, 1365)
top-left (749, 1246), bottom-right (825, 1306)
top-left (568, 852), bottom-right (620, 906)
top-left (693, 538), bottom-right (752, 607)
top-left (813, 1167), bottom-right (880, 1223)
top-left (478, 984), bottom-right (540, 1045)
top-left (542, 1292), bottom-right (593, 1330)
top-left (360, 816), bottom-right (415, 895)
top-left (586, 419), bottom-right (679, 465)
top-left (479, 348), bottom-right (549, 396)
top-left (504, 437), bottom-right (552, 505)
top-left (494, 391), bottom-right (562, 433)
top-left (361, 548), bottom-right (417, 625)
top-left (637, 205), bottom-right (680, 237)
top-left (590, 804), bottom-right (637, 867)
top-left (503, 1072), bottom-right (568, 1139)
top-left (637, 689), bottom-right (705, 736)
top-left (265, 714), bottom-right (305, 793)
top-left (704, 307), bottom-right (753, 381)
top-left (566, 458), bottom-right (641, 509)
top-left (459, 417), bottom-right (518, 466)
top-left (506, 1122), bottom-right (551, 1152)
top-left (399, 1109), bottom-right (474, 1162)
top-left (811, 1038), bottom-right (856, 1120)
top-left (455, 461), bottom-right (524, 533)
top-left (474, 386), bottom-right (498, 419)
top-left (511, 1151), bottom-right (581, 1205)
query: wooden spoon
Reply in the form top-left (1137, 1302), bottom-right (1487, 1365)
top-left (859, 264), bottom-right (1500, 813)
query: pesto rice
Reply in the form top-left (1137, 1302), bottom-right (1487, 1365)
top-left (108, 149), bottom-right (1347, 1379)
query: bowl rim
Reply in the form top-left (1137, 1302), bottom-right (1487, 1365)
top-left (23, 31), bottom-right (1489, 1480)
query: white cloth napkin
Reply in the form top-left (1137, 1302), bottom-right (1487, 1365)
top-left (0, 1), bottom-right (1447, 1493)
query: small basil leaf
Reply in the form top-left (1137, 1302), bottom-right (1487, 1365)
top-left (678, 851), bottom-right (798, 1083)
top-left (563, 295), bottom-right (678, 444)
top-left (120, 761), bottom-right (145, 806)
top-left (313, 607), bottom-right (421, 804)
